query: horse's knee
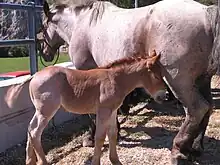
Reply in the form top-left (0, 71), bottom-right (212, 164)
top-left (171, 99), bottom-right (210, 159)
top-left (191, 75), bottom-right (213, 152)
top-left (191, 107), bottom-right (212, 155)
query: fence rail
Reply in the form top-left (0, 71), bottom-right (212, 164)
top-left (0, 3), bottom-right (42, 11)
top-left (0, 2), bottom-right (43, 75)
top-left (0, 39), bottom-right (35, 47)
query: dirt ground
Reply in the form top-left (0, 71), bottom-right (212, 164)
top-left (0, 77), bottom-right (220, 165)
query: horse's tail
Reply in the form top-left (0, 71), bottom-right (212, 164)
top-left (5, 75), bottom-right (34, 108)
top-left (206, 5), bottom-right (219, 75)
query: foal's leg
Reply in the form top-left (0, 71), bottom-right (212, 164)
top-left (107, 110), bottom-right (122, 165)
top-left (191, 75), bottom-right (213, 156)
top-left (26, 113), bottom-right (37, 165)
top-left (27, 110), bottom-right (50, 165)
top-left (92, 109), bottom-right (111, 165)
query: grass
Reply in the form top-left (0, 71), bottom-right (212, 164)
top-left (0, 53), bottom-right (70, 73)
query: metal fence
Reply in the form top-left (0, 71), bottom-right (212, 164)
top-left (0, 2), bottom-right (42, 75)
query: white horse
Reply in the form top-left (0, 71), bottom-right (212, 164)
top-left (39, 0), bottom-right (219, 164)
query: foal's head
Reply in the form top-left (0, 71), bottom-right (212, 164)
top-left (139, 50), bottom-right (167, 103)
top-left (101, 50), bottom-right (167, 103)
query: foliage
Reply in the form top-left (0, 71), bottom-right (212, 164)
top-left (7, 46), bottom-right (29, 57)
top-left (109, 0), bottom-right (217, 8)
top-left (196, 0), bottom-right (217, 5)
top-left (0, 47), bottom-right (10, 58)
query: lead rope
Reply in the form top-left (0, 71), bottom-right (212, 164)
top-left (37, 39), bottom-right (60, 67)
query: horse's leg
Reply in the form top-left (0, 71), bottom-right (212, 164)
top-left (27, 111), bottom-right (49, 165)
top-left (116, 116), bottom-right (120, 141)
top-left (83, 114), bottom-right (96, 147)
top-left (92, 109), bottom-right (111, 165)
top-left (73, 57), bottom-right (98, 147)
top-left (119, 93), bottom-right (132, 115)
top-left (167, 80), bottom-right (211, 164)
top-left (26, 113), bottom-right (38, 165)
top-left (107, 110), bottom-right (122, 165)
top-left (191, 75), bottom-right (213, 156)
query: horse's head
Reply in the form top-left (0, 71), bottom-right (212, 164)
top-left (142, 50), bottom-right (167, 104)
top-left (38, 1), bottom-right (66, 62)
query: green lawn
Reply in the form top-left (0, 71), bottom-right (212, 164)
top-left (0, 54), bottom-right (70, 73)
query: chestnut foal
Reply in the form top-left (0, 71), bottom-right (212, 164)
top-left (25, 50), bottom-right (167, 165)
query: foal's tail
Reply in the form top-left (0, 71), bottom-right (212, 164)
top-left (5, 75), bottom-right (34, 109)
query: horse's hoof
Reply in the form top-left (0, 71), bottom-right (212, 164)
top-left (170, 156), bottom-right (190, 165)
top-left (110, 159), bottom-right (122, 165)
top-left (191, 143), bottom-right (204, 157)
top-left (190, 147), bottom-right (203, 157)
top-left (170, 157), bottom-right (191, 165)
top-left (171, 151), bottom-right (190, 165)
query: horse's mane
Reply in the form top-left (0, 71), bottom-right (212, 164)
top-left (53, 0), bottom-right (115, 24)
top-left (100, 56), bottom-right (149, 69)
top-left (55, 0), bottom-right (97, 7)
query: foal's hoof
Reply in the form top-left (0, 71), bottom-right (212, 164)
top-left (82, 136), bottom-right (94, 147)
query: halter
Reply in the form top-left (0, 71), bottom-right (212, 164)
top-left (37, 24), bottom-right (60, 67)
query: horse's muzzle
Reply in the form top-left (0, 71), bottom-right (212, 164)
top-left (42, 50), bottom-right (54, 62)
top-left (153, 89), bottom-right (168, 104)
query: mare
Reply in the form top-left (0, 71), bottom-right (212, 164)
top-left (38, 0), bottom-right (220, 164)
top-left (24, 51), bottom-right (166, 165)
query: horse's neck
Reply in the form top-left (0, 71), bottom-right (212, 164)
top-left (57, 9), bottom-right (76, 44)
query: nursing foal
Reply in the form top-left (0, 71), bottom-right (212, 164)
top-left (26, 50), bottom-right (167, 165)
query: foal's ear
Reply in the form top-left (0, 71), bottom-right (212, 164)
top-left (43, 1), bottom-right (50, 17)
top-left (147, 52), bottom-right (161, 68)
top-left (149, 49), bottom-right (157, 58)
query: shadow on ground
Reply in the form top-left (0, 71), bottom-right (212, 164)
top-left (0, 115), bottom-right (92, 165)
top-left (0, 92), bottom-right (219, 165)
top-left (118, 99), bottom-right (220, 165)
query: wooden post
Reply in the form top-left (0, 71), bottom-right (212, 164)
top-left (135, 0), bottom-right (138, 8)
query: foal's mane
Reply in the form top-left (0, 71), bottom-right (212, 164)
top-left (100, 56), bottom-right (150, 69)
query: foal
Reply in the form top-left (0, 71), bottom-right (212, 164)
top-left (26, 50), bottom-right (167, 165)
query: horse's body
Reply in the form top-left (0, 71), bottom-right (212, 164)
top-left (39, 0), bottom-right (220, 164)
top-left (25, 53), bottom-right (166, 165)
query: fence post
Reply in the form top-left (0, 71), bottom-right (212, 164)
top-left (27, 2), bottom-right (38, 75)
top-left (135, 0), bottom-right (138, 8)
